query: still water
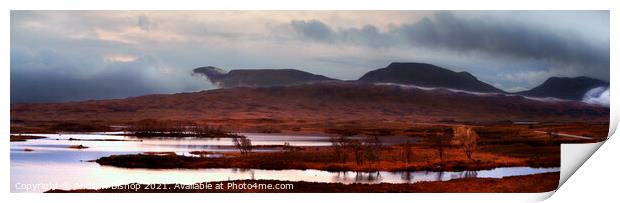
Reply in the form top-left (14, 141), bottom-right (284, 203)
top-left (10, 133), bottom-right (559, 192)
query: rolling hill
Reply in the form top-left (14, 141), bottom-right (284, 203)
top-left (192, 66), bottom-right (336, 88)
top-left (517, 76), bottom-right (609, 100)
top-left (358, 63), bottom-right (504, 93)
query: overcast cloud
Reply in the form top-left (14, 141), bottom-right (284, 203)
top-left (11, 11), bottom-right (609, 103)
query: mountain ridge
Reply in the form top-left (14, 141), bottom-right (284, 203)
top-left (192, 62), bottom-right (608, 101)
top-left (357, 62), bottom-right (505, 93)
top-left (517, 76), bottom-right (609, 100)
top-left (11, 82), bottom-right (608, 124)
top-left (192, 66), bottom-right (336, 88)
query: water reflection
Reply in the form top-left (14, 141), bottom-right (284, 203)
top-left (463, 171), bottom-right (478, 178)
top-left (392, 168), bottom-right (545, 184)
top-left (11, 133), bottom-right (558, 193)
top-left (333, 171), bottom-right (383, 183)
top-left (11, 162), bottom-right (560, 193)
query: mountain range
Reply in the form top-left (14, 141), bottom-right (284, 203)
top-left (11, 62), bottom-right (609, 126)
top-left (193, 62), bottom-right (609, 101)
top-left (11, 82), bottom-right (608, 124)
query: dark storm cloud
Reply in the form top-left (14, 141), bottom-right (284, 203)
top-left (339, 25), bottom-right (396, 48)
top-left (11, 50), bottom-right (161, 103)
top-left (290, 20), bottom-right (394, 47)
top-left (11, 11), bottom-right (609, 103)
top-left (395, 11), bottom-right (609, 76)
top-left (9, 33), bottom-right (209, 103)
top-left (11, 67), bottom-right (158, 103)
top-left (288, 11), bottom-right (609, 81)
top-left (290, 19), bottom-right (335, 42)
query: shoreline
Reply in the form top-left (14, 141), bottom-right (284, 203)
top-left (46, 172), bottom-right (560, 193)
top-left (94, 144), bottom-right (560, 172)
top-left (10, 135), bottom-right (47, 142)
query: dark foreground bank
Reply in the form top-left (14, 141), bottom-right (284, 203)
top-left (47, 172), bottom-right (559, 193)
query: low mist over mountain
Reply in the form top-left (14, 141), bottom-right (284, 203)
top-left (11, 82), bottom-right (608, 123)
top-left (194, 62), bottom-right (506, 93)
top-left (11, 11), bottom-right (609, 104)
top-left (192, 62), bottom-right (609, 104)
top-left (358, 63), bottom-right (504, 93)
top-left (517, 77), bottom-right (609, 101)
top-left (193, 66), bottom-right (336, 88)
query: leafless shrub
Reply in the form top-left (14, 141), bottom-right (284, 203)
top-left (233, 136), bottom-right (252, 155)
top-left (363, 136), bottom-right (382, 163)
top-left (402, 141), bottom-right (413, 164)
top-left (430, 129), bottom-right (452, 161)
top-left (453, 126), bottom-right (479, 160)
top-left (350, 140), bottom-right (365, 165)
top-left (330, 135), bottom-right (350, 163)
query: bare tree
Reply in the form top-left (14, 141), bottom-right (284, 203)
top-left (330, 135), bottom-right (350, 163)
top-left (363, 136), bottom-right (382, 163)
top-left (453, 126), bottom-right (478, 160)
top-left (430, 129), bottom-right (452, 161)
top-left (233, 136), bottom-right (252, 155)
top-left (402, 141), bottom-right (413, 164)
top-left (350, 140), bottom-right (365, 165)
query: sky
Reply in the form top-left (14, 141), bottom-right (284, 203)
top-left (10, 11), bottom-right (610, 103)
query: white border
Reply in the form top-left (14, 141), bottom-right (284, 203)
top-left (1, 0), bottom-right (615, 10)
top-left (3, 1), bottom-right (617, 203)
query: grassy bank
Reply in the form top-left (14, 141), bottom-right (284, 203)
top-left (47, 172), bottom-right (559, 193)
top-left (95, 142), bottom-right (559, 172)
top-left (10, 135), bottom-right (46, 142)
